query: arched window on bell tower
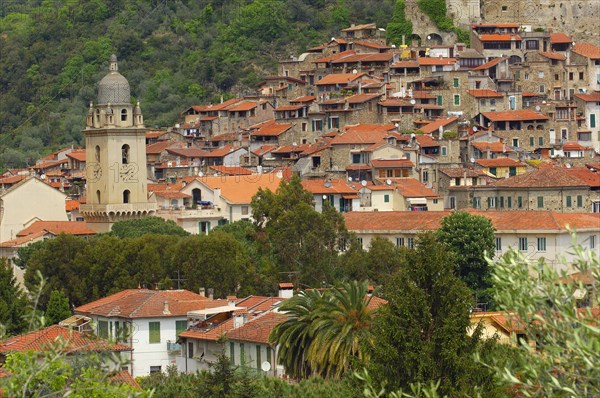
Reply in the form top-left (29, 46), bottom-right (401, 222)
top-left (96, 190), bottom-right (101, 203)
top-left (95, 145), bottom-right (100, 162)
top-left (95, 109), bottom-right (100, 126)
top-left (123, 190), bottom-right (130, 204)
top-left (121, 109), bottom-right (127, 122)
top-left (121, 144), bottom-right (130, 164)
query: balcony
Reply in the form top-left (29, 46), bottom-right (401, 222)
top-left (167, 340), bottom-right (182, 355)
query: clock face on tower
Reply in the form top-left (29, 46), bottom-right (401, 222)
top-left (86, 163), bottom-right (103, 182)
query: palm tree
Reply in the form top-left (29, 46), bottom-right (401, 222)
top-left (269, 288), bottom-right (326, 379)
top-left (270, 281), bottom-right (379, 379)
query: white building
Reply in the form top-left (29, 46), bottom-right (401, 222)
top-left (74, 289), bottom-right (226, 377)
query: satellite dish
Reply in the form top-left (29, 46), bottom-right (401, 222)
top-left (410, 99), bottom-right (416, 105)
top-left (198, 171), bottom-right (204, 177)
top-left (348, 176), bottom-right (353, 182)
top-left (410, 133), bottom-right (416, 140)
top-left (535, 105), bottom-right (541, 111)
top-left (40, 174), bottom-right (46, 180)
top-left (472, 126), bottom-right (478, 132)
top-left (324, 181), bottom-right (332, 188)
top-left (391, 44), bottom-right (396, 48)
top-left (361, 180), bottom-right (367, 187)
top-left (352, 69), bottom-right (358, 74)
top-left (470, 157), bottom-right (475, 163)
top-left (261, 361), bottom-right (271, 372)
top-left (323, 194), bottom-right (328, 199)
top-left (386, 179), bottom-right (392, 185)
top-left (427, 35), bottom-right (432, 40)
top-left (395, 123), bottom-right (400, 128)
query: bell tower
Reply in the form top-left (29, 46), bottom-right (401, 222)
top-left (80, 55), bottom-right (156, 232)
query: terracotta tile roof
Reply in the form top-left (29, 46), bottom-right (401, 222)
top-left (66, 150), bottom-right (86, 162)
top-left (204, 145), bottom-right (244, 158)
top-left (199, 116), bottom-right (219, 121)
top-left (344, 210), bottom-right (600, 232)
top-left (301, 179), bottom-right (358, 194)
top-left (395, 178), bottom-right (438, 198)
top-left (522, 91), bottom-right (539, 97)
top-left (342, 23), bottom-right (376, 31)
top-left (32, 159), bottom-right (68, 170)
top-left (153, 190), bottom-right (190, 199)
top-left (345, 163), bottom-right (370, 171)
top-left (538, 51), bottom-right (566, 61)
top-left (550, 32), bottom-right (572, 44)
top-left (0, 175), bottom-right (27, 185)
top-left (146, 141), bottom-right (182, 155)
top-left (110, 370), bottom-right (141, 389)
top-left (489, 167), bottom-right (600, 188)
top-left (352, 40), bottom-right (389, 49)
top-left (199, 173), bottom-right (283, 203)
top-left (65, 199), bottom-right (80, 212)
top-left (251, 122), bottom-right (293, 137)
top-left (478, 34), bottom-right (521, 41)
top-left (559, 271), bottom-right (596, 285)
top-left (563, 142), bottom-right (590, 151)
top-left (344, 123), bottom-right (397, 133)
top-left (226, 312), bottom-right (286, 344)
top-left (475, 158), bottom-right (526, 167)
top-left (412, 91), bottom-right (436, 100)
top-left (473, 57), bottom-right (506, 70)
top-left (75, 289), bottom-right (215, 319)
top-left (481, 110), bottom-right (549, 121)
top-left (489, 313), bottom-right (526, 333)
top-left (585, 163), bottom-right (600, 171)
top-left (420, 117), bottom-right (458, 134)
top-left (16, 221), bottom-right (96, 237)
top-left (330, 130), bottom-right (392, 145)
top-left (331, 52), bottom-right (393, 64)
top-left (471, 141), bottom-right (513, 153)
top-left (278, 282), bottom-right (294, 288)
top-left (252, 145), bottom-right (277, 156)
top-left (417, 57), bottom-right (457, 66)
top-left (370, 159), bottom-right (413, 168)
top-left (272, 144), bottom-right (311, 154)
top-left (208, 165), bottom-right (253, 176)
top-left (378, 99), bottom-right (413, 107)
top-left (166, 147), bottom-right (209, 158)
top-left (468, 89), bottom-right (503, 98)
top-left (227, 101), bottom-right (257, 112)
top-left (315, 72), bottom-right (367, 85)
top-left (208, 98), bottom-right (245, 111)
top-left (313, 50), bottom-right (357, 64)
top-left (439, 168), bottom-right (486, 178)
top-left (0, 325), bottom-right (131, 353)
top-left (572, 43), bottom-right (600, 60)
top-left (366, 296), bottom-right (388, 311)
top-left (0, 230), bottom-right (48, 248)
top-left (574, 92), bottom-right (600, 102)
top-left (346, 93), bottom-right (382, 104)
top-left (290, 95), bottom-right (316, 103)
top-left (391, 60), bottom-right (419, 68)
top-left (145, 130), bottom-right (167, 138)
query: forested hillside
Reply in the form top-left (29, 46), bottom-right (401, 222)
top-left (0, 0), bottom-right (396, 168)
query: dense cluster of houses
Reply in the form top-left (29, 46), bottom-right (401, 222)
top-left (0, 22), bottom-right (599, 382)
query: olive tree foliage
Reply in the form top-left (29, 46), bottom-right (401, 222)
top-left (478, 237), bottom-right (600, 396)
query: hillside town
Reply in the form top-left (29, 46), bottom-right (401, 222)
top-left (1, 18), bottom-right (599, 396)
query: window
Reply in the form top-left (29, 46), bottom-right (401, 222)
top-left (577, 195), bottom-right (583, 208)
top-left (529, 136), bottom-right (534, 146)
top-left (538, 72), bottom-right (544, 78)
top-left (591, 114), bottom-right (596, 128)
top-left (537, 196), bottom-right (544, 208)
top-left (149, 322), bottom-right (161, 344)
top-left (490, 98), bottom-right (496, 106)
top-left (407, 237), bottom-right (414, 249)
top-left (517, 196), bottom-right (523, 208)
top-left (230, 342), bottom-right (235, 365)
top-left (123, 190), bottom-right (130, 204)
top-left (539, 84), bottom-right (545, 94)
top-left (200, 221), bottom-right (211, 234)
top-left (537, 237), bottom-right (546, 252)
top-left (473, 197), bottom-right (481, 209)
top-left (121, 109), bottom-right (127, 122)
top-left (509, 167), bottom-right (517, 176)
top-left (241, 206), bottom-right (249, 215)
top-left (487, 197), bottom-right (497, 209)
top-left (499, 196), bottom-right (505, 208)
top-left (423, 170), bottom-right (429, 182)
top-left (352, 153), bottom-right (361, 164)
top-left (312, 119), bottom-right (323, 131)
top-left (433, 199), bottom-right (438, 204)
top-left (449, 196), bottom-right (456, 209)
top-left (453, 94), bottom-right (460, 106)
top-left (98, 320), bottom-right (109, 339)
top-left (489, 167), bottom-right (497, 176)
top-left (512, 138), bottom-right (519, 147)
top-left (384, 194), bottom-right (390, 203)
top-left (256, 345), bottom-right (262, 369)
top-left (436, 95), bottom-right (443, 106)
top-left (453, 78), bottom-right (459, 88)
top-left (150, 366), bottom-right (161, 374)
top-left (554, 73), bottom-right (559, 81)
top-left (176, 320), bottom-right (187, 337)
top-left (329, 116), bottom-right (339, 129)
top-left (538, 137), bottom-right (543, 146)
top-left (566, 196), bottom-right (572, 207)
top-left (121, 144), bottom-right (129, 164)
top-left (524, 73), bottom-right (529, 80)
top-left (357, 237), bottom-right (363, 248)
top-left (507, 196), bottom-right (512, 209)
top-left (95, 145), bottom-right (100, 162)
top-left (495, 237), bottom-right (502, 251)
top-left (441, 146), bottom-right (447, 156)
top-left (266, 347), bottom-right (272, 366)
top-left (569, 72), bottom-right (574, 81)
top-left (188, 342), bottom-right (194, 358)
top-left (591, 235), bottom-right (596, 249)
top-left (240, 343), bottom-right (245, 366)
top-left (301, 122), bottom-right (307, 132)
top-left (519, 237), bottom-right (528, 251)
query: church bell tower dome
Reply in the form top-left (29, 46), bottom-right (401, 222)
top-left (97, 54), bottom-right (131, 105)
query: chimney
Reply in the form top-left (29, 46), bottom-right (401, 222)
top-left (207, 288), bottom-right (214, 300)
top-left (162, 301), bottom-right (171, 315)
top-left (227, 295), bottom-right (237, 307)
top-left (278, 282), bottom-right (294, 299)
top-left (233, 310), bottom-right (248, 329)
top-left (463, 170), bottom-right (467, 186)
top-left (486, 147), bottom-right (491, 159)
top-left (198, 287), bottom-right (205, 297)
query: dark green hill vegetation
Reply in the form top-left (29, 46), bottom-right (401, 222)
top-left (0, 0), bottom-right (396, 169)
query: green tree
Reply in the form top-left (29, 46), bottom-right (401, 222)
top-left (368, 233), bottom-right (495, 396)
top-left (45, 289), bottom-right (72, 325)
top-left (386, 0), bottom-right (412, 45)
top-left (479, 239), bottom-right (600, 396)
top-left (436, 211), bottom-right (495, 294)
top-left (0, 258), bottom-right (28, 336)
top-left (110, 216), bottom-right (189, 238)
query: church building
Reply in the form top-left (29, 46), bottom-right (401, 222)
top-left (80, 55), bottom-right (156, 232)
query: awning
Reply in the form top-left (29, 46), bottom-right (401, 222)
top-left (407, 198), bottom-right (427, 205)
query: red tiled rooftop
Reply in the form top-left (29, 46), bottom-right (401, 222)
top-left (251, 122), bottom-right (293, 137)
top-left (475, 158), bottom-right (525, 167)
top-left (468, 89), bottom-right (503, 98)
top-left (417, 57), bottom-right (457, 66)
top-left (481, 110), bottom-right (549, 122)
top-left (208, 165), bottom-right (253, 176)
top-left (290, 95), bottom-right (316, 103)
top-left (345, 93), bottom-right (382, 104)
top-left (313, 50), bottom-right (357, 64)
top-left (574, 92), bottom-right (600, 102)
top-left (394, 178), bottom-right (438, 198)
top-left (371, 159), bottom-right (413, 168)
top-left (471, 141), bottom-right (513, 153)
top-left (478, 34), bottom-right (521, 41)
top-left (227, 102), bottom-right (257, 112)
top-left (420, 117), bottom-right (458, 135)
top-left (225, 312), bottom-right (287, 344)
top-left (16, 221), bottom-right (96, 237)
top-left (539, 51), bottom-right (566, 61)
top-left (572, 43), bottom-right (600, 59)
top-left (489, 167), bottom-right (600, 188)
top-left (550, 32), bottom-right (572, 44)
top-left (315, 72), bottom-right (367, 85)
top-left (473, 57), bottom-right (506, 70)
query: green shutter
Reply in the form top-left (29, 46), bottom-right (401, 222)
top-left (256, 345), bottom-right (262, 369)
top-left (517, 196), bottom-right (523, 208)
top-left (529, 136), bottom-right (534, 146)
top-left (240, 343), bottom-right (245, 366)
top-left (566, 196), bottom-right (572, 207)
top-left (437, 95), bottom-right (443, 106)
top-left (384, 194), bottom-right (390, 203)
top-left (230, 342), bottom-right (235, 366)
top-left (538, 137), bottom-right (543, 146)
top-left (537, 196), bottom-right (544, 208)
top-left (98, 320), bottom-right (109, 339)
top-left (591, 114), bottom-right (596, 128)
top-left (453, 78), bottom-right (459, 88)
top-left (149, 321), bottom-right (161, 344)
top-left (507, 197), bottom-right (512, 208)
top-left (577, 195), bottom-right (583, 207)
top-left (176, 320), bottom-right (187, 336)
